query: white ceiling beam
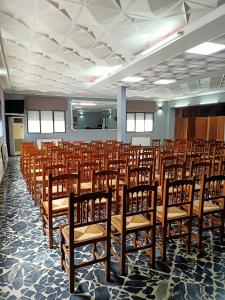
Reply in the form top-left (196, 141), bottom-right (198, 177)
top-left (0, 36), bottom-right (11, 90)
top-left (89, 4), bottom-right (225, 90)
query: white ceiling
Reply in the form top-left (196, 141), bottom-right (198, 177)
top-left (0, 0), bottom-right (225, 101)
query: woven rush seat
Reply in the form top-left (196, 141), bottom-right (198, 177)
top-left (193, 200), bottom-right (221, 212)
top-left (112, 214), bottom-right (151, 232)
top-left (76, 179), bottom-right (125, 192)
top-left (119, 190), bottom-right (148, 198)
top-left (157, 205), bottom-right (188, 220)
top-left (43, 197), bottom-right (69, 212)
top-left (44, 185), bottom-right (67, 194)
top-left (62, 223), bottom-right (105, 243)
top-left (36, 175), bottom-right (48, 181)
top-left (31, 169), bottom-right (43, 174)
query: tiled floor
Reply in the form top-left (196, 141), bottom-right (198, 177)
top-left (0, 158), bottom-right (225, 299)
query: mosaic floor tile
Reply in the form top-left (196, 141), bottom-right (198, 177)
top-left (0, 158), bottom-right (225, 299)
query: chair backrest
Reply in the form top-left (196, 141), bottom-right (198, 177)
top-left (78, 161), bottom-right (100, 182)
top-left (42, 164), bottom-right (66, 201)
top-left (121, 184), bottom-right (157, 224)
top-left (138, 157), bottom-right (155, 181)
top-left (126, 166), bottom-right (152, 187)
top-left (69, 189), bottom-right (112, 230)
top-left (160, 162), bottom-right (185, 187)
top-left (48, 172), bottom-right (80, 201)
top-left (219, 158), bottom-right (225, 175)
top-left (199, 174), bottom-right (225, 212)
top-left (107, 159), bottom-right (128, 180)
top-left (162, 178), bottom-right (195, 221)
top-left (189, 161), bottom-right (211, 184)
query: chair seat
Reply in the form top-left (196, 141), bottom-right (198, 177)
top-left (36, 175), bottom-right (48, 182)
top-left (44, 185), bottom-right (67, 194)
top-left (95, 196), bottom-right (117, 204)
top-left (62, 223), bottom-right (105, 243)
top-left (43, 197), bottom-right (69, 212)
top-left (157, 205), bottom-right (188, 220)
top-left (112, 214), bottom-right (151, 232)
top-left (119, 190), bottom-right (147, 198)
top-left (193, 200), bottom-right (221, 212)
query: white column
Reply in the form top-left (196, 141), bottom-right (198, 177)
top-left (117, 85), bottom-right (126, 142)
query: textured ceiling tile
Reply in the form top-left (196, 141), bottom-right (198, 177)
top-left (1, 14), bottom-right (32, 43)
top-left (39, 1), bottom-right (72, 35)
top-left (86, 0), bottom-right (122, 24)
top-left (61, 49), bottom-right (81, 63)
top-left (35, 34), bottom-right (60, 53)
top-left (148, 0), bottom-right (181, 16)
top-left (0, 0), bottom-right (39, 14)
top-left (4, 40), bottom-right (29, 59)
top-left (70, 26), bottom-right (96, 49)
top-left (105, 54), bottom-right (124, 66)
top-left (51, 61), bottom-right (70, 72)
top-left (91, 43), bottom-right (113, 59)
top-left (31, 52), bottom-right (52, 66)
top-left (6, 56), bottom-right (27, 69)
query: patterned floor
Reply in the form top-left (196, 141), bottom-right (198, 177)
top-left (0, 158), bottom-right (225, 300)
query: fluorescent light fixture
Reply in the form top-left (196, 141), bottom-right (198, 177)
top-left (154, 79), bottom-right (176, 85)
top-left (121, 76), bottom-right (144, 83)
top-left (73, 101), bottom-right (97, 107)
top-left (88, 65), bottom-right (121, 77)
top-left (79, 102), bottom-right (97, 106)
top-left (200, 100), bottom-right (218, 105)
top-left (141, 31), bottom-right (183, 56)
top-left (186, 42), bottom-right (225, 55)
top-left (174, 102), bottom-right (189, 108)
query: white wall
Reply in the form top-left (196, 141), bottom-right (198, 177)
top-left (6, 94), bottom-right (174, 144)
top-left (125, 101), bottom-right (172, 143)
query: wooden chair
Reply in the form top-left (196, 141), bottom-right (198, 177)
top-left (126, 166), bottom-right (152, 187)
top-left (60, 189), bottom-right (112, 293)
top-left (158, 162), bottom-right (185, 201)
top-left (138, 157), bottom-right (156, 182)
top-left (42, 172), bottom-right (80, 248)
top-left (184, 153), bottom-right (200, 178)
top-left (157, 178), bottom-right (195, 261)
top-left (189, 161), bottom-right (211, 192)
top-left (91, 169), bottom-right (120, 214)
top-left (193, 174), bottom-right (225, 249)
top-left (111, 184), bottom-right (157, 275)
top-left (107, 158), bottom-right (128, 183)
top-left (78, 161), bottom-right (101, 193)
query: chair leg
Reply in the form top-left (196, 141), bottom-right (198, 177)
top-left (69, 244), bottom-right (75, 293)
top-left (151, 229), bottom-right (156, 268)
top-left (197, 218), bottom-right (203, 249)
top-left (220, 212), bottom-right (225, 245)
top-left (69, 268), bottom-right (75, 293)
top-left (48, 218), bottom-right (53, 249)
top-left (60, 228), bottom-right (65, 270)
top-left (187, 218), bottom-right (192, 253)
top-left (120, 232), bottom-right (126, 276)
top-left (42, 209), bottom-right (46, 236)
top-left (161, 225), bottom-right (166, 262)
top-left (105, 239), bottom-right (111, 281)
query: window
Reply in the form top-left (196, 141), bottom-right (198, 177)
top-left (41, 111), bottom-right (53, 133)
top-left (127, 113), bottom-right (135, 132)
top-left (27, 110), bottom-right (66, 133)
top-left (28, 111), bottom-right (40, 133)
top-left (54, 111), bottom-right (65, 132)
top-left (126, 112), bottom-right (153, 132)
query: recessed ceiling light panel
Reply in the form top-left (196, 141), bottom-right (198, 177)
top-left (200, 100), bottom-right (218, 105)
top-left (121, 76), bottom-right (144, 83)
top-left (153, 79), bottom-right (176, 85)
top-left (186, 42), bottom-right (225, 55)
